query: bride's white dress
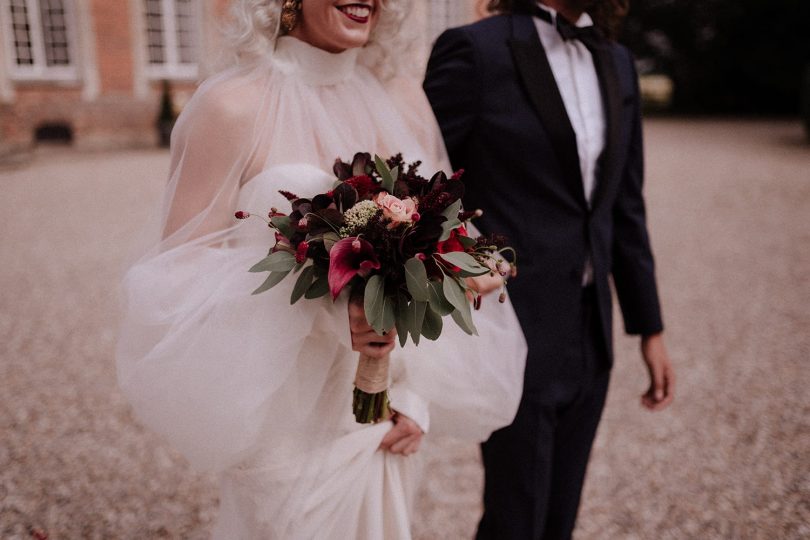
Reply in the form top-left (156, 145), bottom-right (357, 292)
top-left (116, 37), bottom-right (527, 539)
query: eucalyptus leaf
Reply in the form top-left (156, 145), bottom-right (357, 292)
top-left (421, 306), bottom-right (443, 341)
top-left (395, 294), bottom-right (410, 347)
top-left (427, 280), bottom-right (454, 316)
top-left (440, 221), bottom-right (461, 241)
top-left (443, 276), bottom-right (478, 335)
top-left (409, 300), bottom-right (427, 346)
top-left (450, 307), bottom-right (478, 336)
top-left (442, 275), bottom-right (468, 313)
top-left (436, 251), bottom-right (489, 276)
top-left (249, 250), bottom-right (296, 273)
top-left (404, 257), bottom-right (430, 302)
top-left (252, 270), bottom-right (290, 295)
top-left (458, 235), bottom-right (477, 249)
top-left (304, 274), bottom-right (330, 299)
top-left (290, 265), bottom-right (315, 304)
top-left (374, 154), bottom-right (395, 193)
top-left (364, 274), bottom-right (386, 334)
top-left (440, 199), bottom-right (462, 221)
top-left (322, 232), bottom-right (340, 253)
top-left (271, 215), bottom-right (294, 239)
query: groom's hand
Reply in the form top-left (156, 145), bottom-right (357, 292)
top-left (380, 412), bottom-right (423, 456)
top-left (348, 299), bottom-right (396, 359)
top-left (640, 333), bottom-right (675, 411)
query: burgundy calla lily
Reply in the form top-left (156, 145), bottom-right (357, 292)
top-left (328, 237), bottom-right (380, 300)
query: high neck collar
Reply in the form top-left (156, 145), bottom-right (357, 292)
top-left (271, 36), bottom-right (359, 86)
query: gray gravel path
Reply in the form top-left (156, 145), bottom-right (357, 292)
top-left (2, 119), bottom-right (809, 539)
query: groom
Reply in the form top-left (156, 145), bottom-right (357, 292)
top-left (424, 0), bottom-right (675, 538)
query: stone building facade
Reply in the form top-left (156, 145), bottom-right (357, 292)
top-left (0, 0), bottom-right (488, 157)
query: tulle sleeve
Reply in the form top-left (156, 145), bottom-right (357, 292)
top-left (382, 78), bottom-right (527, 440)
top-left (116, 78), bottom-right (355, 473)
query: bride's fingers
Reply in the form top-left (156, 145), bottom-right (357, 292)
top-left (379, 425), bottom-right (403, 450)
top-left (389, 434), bottom-right (421, 454)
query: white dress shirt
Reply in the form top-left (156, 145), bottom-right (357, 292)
top-left (533, 3), bottom-right (605, 285)
top-left (532, 3), bottom-right (605, 206)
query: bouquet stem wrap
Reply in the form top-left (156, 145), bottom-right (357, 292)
top-left (353, 353), bottom-right (391, 424)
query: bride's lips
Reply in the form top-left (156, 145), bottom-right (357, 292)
top-left (335, 3), bottom-right (373, 24)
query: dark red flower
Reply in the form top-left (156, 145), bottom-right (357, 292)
top-left (437, 226), bottom-right (467, 254)
top-left (235, 211), bottom-right (250, 219)
top-left (328, 237), bottom-right (380, 300)
top-left (278, 190), bottom-right (299, 201)
top-left (436, 226), bottom-right (468, 272)
top-left (295, 241), bottom-right (310, 264)
top-left (345, 175), bottom-right (378, 198)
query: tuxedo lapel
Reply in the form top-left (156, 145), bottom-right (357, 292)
top-left (589, 42), bottom-right (623, 210)
top-left (508, 16), bottom-right (586, 207)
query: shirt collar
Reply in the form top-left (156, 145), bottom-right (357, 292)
top-left (535, 2), bottom-right (595, 28)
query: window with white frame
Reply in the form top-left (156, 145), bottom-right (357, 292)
top-left (144, 0), bottom-right (199, 80)
top-left (1, 0), bottom-right (78, 80)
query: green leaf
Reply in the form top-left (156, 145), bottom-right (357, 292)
top-left (427, 280), bottom-right (454, 316)
top-left (249, 250), bottom-right (296, 273)
top-left (252, 270), bottom-right (290, 295)
top-left (304, 273), bottom-right (329, 299)
top-left (450, 306), bottom-right (478, 336)
top-left (439, 199), bottom-right (462, 241)
top-left (395, 294), bottom-right (410, 347)
top-left (440, 199), bottom-right (462, 221)
top-left (442, 276), bottom-right (478, 335)
top-left (421, 306), bottom-right (443, 341)
top-left (458, 235), bottom-right (477, 249)
top-left (375, 154), bottom-right (395, 193)
top-left (404, 257), bottom-right (430, 302)
top-left (409, 300), bottom-right (427, 346)
top-left (442, 274), bottom-right (468, 313)
top-left (290, 265), bottom-right (315, 304)
top-left (363, 275), bottom-right (385, 334)
top-left (322, 232), bottom-right (340, 253)
top-left (271, 215), bottom-right (294, 239)
top-left (436, 251), bottom-right (489, 276)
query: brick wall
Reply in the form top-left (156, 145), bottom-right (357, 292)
top-left (0, 0), bottom-right (481, 158)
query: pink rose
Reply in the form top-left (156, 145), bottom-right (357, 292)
top-left (375, 193), bottom-right (417, 225)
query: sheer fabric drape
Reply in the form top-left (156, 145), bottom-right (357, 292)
top-left (116, 36), bottom-right (526, 538)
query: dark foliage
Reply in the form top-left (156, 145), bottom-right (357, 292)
top-left (621, 0), bottom-right (810, 114)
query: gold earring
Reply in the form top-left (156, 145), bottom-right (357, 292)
top-left (280, 0), bottom-right (302, 33)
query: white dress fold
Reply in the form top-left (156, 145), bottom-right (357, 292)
top-left (117, 36), bottom-right (527, 539)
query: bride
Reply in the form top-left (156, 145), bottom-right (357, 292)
top-left (116, 0), bottom-right (527, 538)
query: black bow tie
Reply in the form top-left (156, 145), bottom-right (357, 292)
top-left (532, 4), bottom-right (603, 48)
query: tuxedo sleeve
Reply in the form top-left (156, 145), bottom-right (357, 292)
top-left (423, 27), bottom-right (480, 167)
top-left (611, 51), bottom-right (664, 336)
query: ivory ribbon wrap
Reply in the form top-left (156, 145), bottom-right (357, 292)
top-left (354, 353), bottom-right (390, 394)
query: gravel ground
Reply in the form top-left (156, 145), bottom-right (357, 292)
top-left (1, 119), bottom-right (808, 539)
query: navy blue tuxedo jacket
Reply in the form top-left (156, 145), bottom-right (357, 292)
top-left (424, 14), bottom-right (663, 392)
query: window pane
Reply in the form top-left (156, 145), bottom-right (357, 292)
top-left (9, 0), bottom-right (34, 65)
top-left (174, 0), bottom-right (197, 64)
top-left (39, 0), bottom-right (71, 66)
top-left (144, 0), bottom-right (165, 64)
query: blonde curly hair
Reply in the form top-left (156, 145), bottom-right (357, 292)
top-left (224, 0), bottom-right (415, 79)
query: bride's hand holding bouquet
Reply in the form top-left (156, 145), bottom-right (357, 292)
top-left (237, 153), bottom-right (517, 424)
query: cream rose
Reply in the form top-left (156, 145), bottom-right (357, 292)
top-left (375, 193), bottom-right (417, 225)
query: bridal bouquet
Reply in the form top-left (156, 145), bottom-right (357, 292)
top-left (236, 153), bottom-right (515, 423)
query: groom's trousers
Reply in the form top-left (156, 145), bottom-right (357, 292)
top-left (476, 285), bottom-right (611, 540)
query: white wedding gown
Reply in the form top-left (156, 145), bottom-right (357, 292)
top-left (117, 36), bottom-right (527, 539)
